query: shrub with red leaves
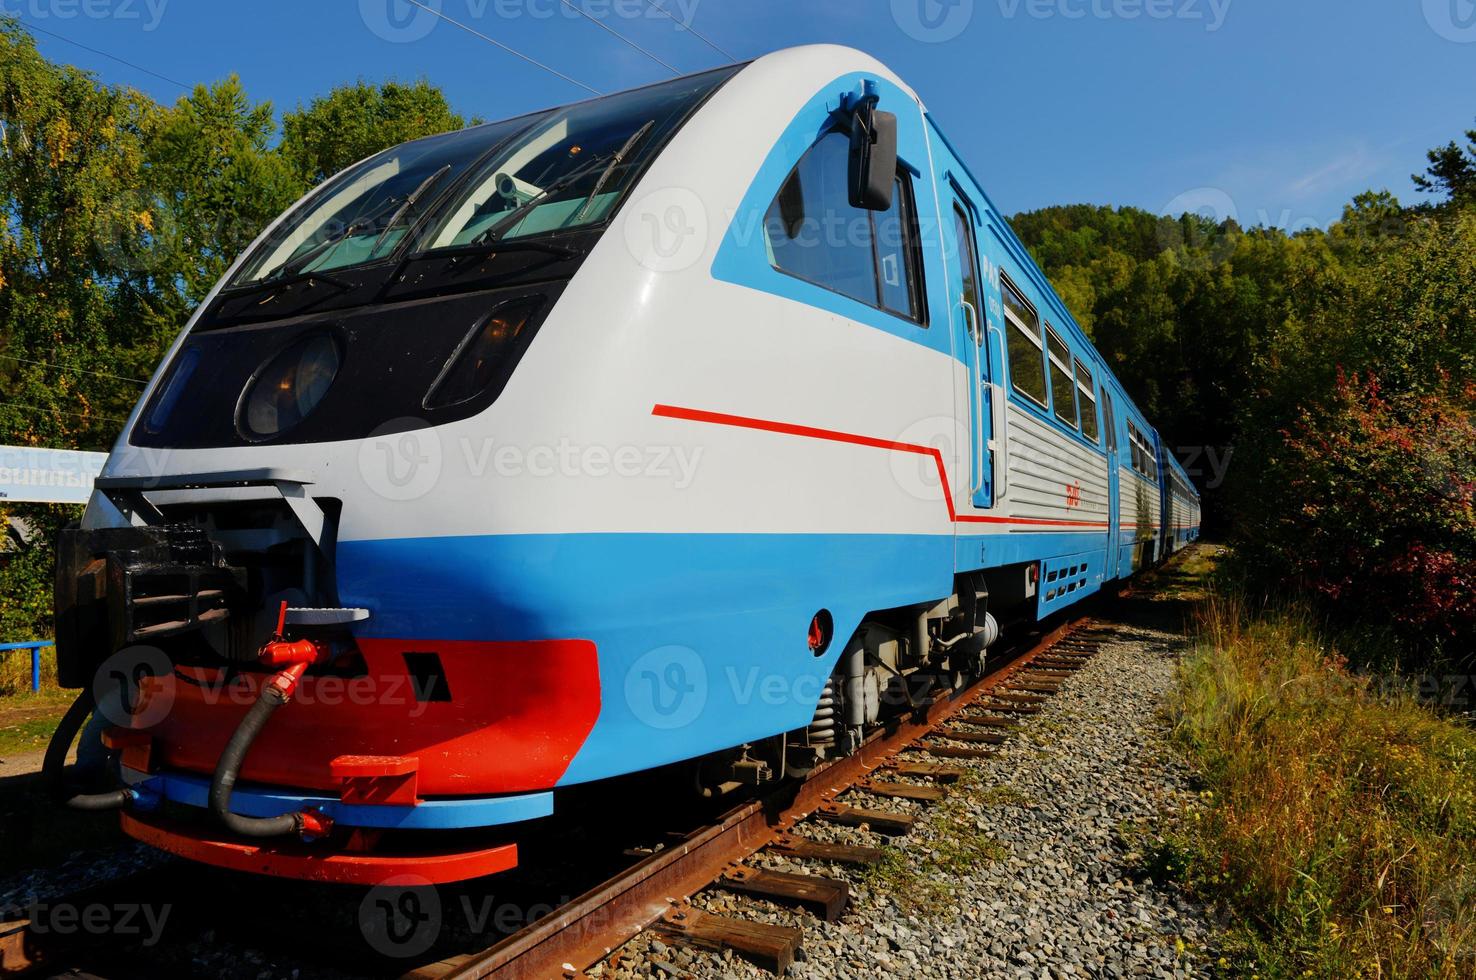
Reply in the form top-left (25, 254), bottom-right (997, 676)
top-left (1241, 372), bottom-right (1475, 660)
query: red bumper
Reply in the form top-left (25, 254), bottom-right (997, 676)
top-left (121, 811), bottom-right (519, 884)
top-left (138, 638), bottom-right (600, 796)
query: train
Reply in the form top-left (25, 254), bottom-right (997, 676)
top-left (47, 45), bottom-right (1200, 884)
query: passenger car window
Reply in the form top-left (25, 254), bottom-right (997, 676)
top-left (1002, 275), bottom-right (1048, 406)
top-left (1076, 358), bottom-right (1099, 443)
top-left (764, 132), bottom-right (925, 324)
top-left (1046, 326), bottom-right (1078, 429)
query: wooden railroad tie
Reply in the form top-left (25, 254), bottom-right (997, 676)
top-left (990, 692), bottom-right (1049, 705)
top-left (813, 802), bottom-right (915, 836)
top-left (1021, 669), bottom-right (1075, 679)
top-left (719, 866), bottom-right (850, 922)
top-left (884, 760), bottom-right (968, 782)
top-left (766, 834), bottom-right (884, 866)
top-left (932, 727), bottom-right (1006, 745)
top-left (978, 702), bottom-right (1040, 715)
top-left (911, 743), bottom-right (998, 761)
top-left (859, 778), bottom-right (947, 802)
top-left (1031, 659), bottom-right (1086, 670)
top-left (1005, 682), bottom-right (1061, 695)
top-left (652, 905), bottom-right (802, 974)
top-left (955, 713), bottom-right (1018, 729)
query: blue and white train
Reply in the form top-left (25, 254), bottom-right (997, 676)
top-left (51, 45), bottom-right (1200, 882)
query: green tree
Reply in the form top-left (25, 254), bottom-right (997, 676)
top-left (279, 79), bottom-right (466, 186)
top-left (1412, 120), bottom-right (1476, 206)
top-left (144, 76), bottom-right (302, 306)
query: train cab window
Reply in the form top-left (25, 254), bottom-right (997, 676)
top-left (1076, 358), bottom-right (1099, 443)
top-left (1002, 275), bottom-right (1048, 406)
top-left (1045, 326), bottom-right (1078, 430)
top-left (875, 176), bottom-right (923, 319)
top-left (764, 132), bottom-right (925, 324)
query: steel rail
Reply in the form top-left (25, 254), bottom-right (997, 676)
top-left (438, 612), bottom-right (1090, 980)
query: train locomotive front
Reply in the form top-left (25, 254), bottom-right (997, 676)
top-left (48, 46), bottom-right (1198, 883)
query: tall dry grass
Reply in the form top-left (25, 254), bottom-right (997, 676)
top-left (1166, 593), bottom-right (1476, 977)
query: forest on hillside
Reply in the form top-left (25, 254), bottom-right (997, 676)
top-left (1, 17), bottom-right (1471, 668)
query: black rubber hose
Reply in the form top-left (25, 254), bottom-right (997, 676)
top-left (208, 680), bottom-right (303, 837)
top-left (42, 688), bottom-right (134, 811)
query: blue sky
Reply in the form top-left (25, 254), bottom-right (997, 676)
top-left (11, 0), bottom-right (1475, 226)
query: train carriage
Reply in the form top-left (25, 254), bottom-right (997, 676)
top-left (49, 45), bottom-right (1201, 882)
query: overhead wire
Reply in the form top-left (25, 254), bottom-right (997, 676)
top-left (554, 0), bottom-right (680, 75)
top-left (399, 0), bottom-right (602, 95)
top-left (639, 0), bottom-right (737, 62)
top-left (0, 355), bottom-right (150, 386)
top-left (18, 20), bottom-right (191, 92)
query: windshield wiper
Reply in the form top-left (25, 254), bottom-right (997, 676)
top-left (468, 151), bottom-right (617, 248)
top-left (269, 183), bottom-right (430, 284)
top-left (369, 163), bottom-right (452, 255)
top-left (573, 120), bottom-right (654, 223)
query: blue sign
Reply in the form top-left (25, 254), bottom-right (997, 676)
top-left (0, 445), bottom-right (107, 505)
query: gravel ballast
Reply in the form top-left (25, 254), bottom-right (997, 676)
top-left (599, 591), bottom-right (1221, 979)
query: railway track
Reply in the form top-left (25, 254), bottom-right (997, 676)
top-left (415, 609), bottom-right (1117, 980)
top-left (1, 603), bottom-right (1121, 980)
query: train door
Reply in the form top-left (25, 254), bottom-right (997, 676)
top-left (1103, 390), bottom-right (1121, 578)
top-left (945, 192), bottom-right (994, 509)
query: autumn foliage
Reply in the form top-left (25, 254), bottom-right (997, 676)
top-left (1238, 375), bottom-right (1475, 655)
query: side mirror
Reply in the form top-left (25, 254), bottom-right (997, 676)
top-left (848, 100), bottom-right (897, 211)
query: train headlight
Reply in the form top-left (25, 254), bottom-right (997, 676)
top-left (423, 297), bottom-right (545, 411)
top-left (239, 333), bottom-right (342, 440)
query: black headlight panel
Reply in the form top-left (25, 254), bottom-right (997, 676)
top-left (130, 284), bottom-right (563, 449)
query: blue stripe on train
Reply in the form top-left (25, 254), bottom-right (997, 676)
top-left (335, 530), bottom-right (1114, 786)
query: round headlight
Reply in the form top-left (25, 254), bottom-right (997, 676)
top-left (240, 333), bottom-right (341, 439)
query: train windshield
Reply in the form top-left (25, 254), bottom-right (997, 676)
top-left (232, 119), bottom-right (532, 285)
top-left (230, 66), bottom-right (737, 287)
top-left (417, 67), bottom-right (736, 253)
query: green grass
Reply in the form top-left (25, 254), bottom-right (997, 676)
top-left (1160, 592), bottom-right (1476, 978)
top-left (0, 687), bottom-right (73, 756)
top-left (865, 773), bottom-right (1007, 917)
